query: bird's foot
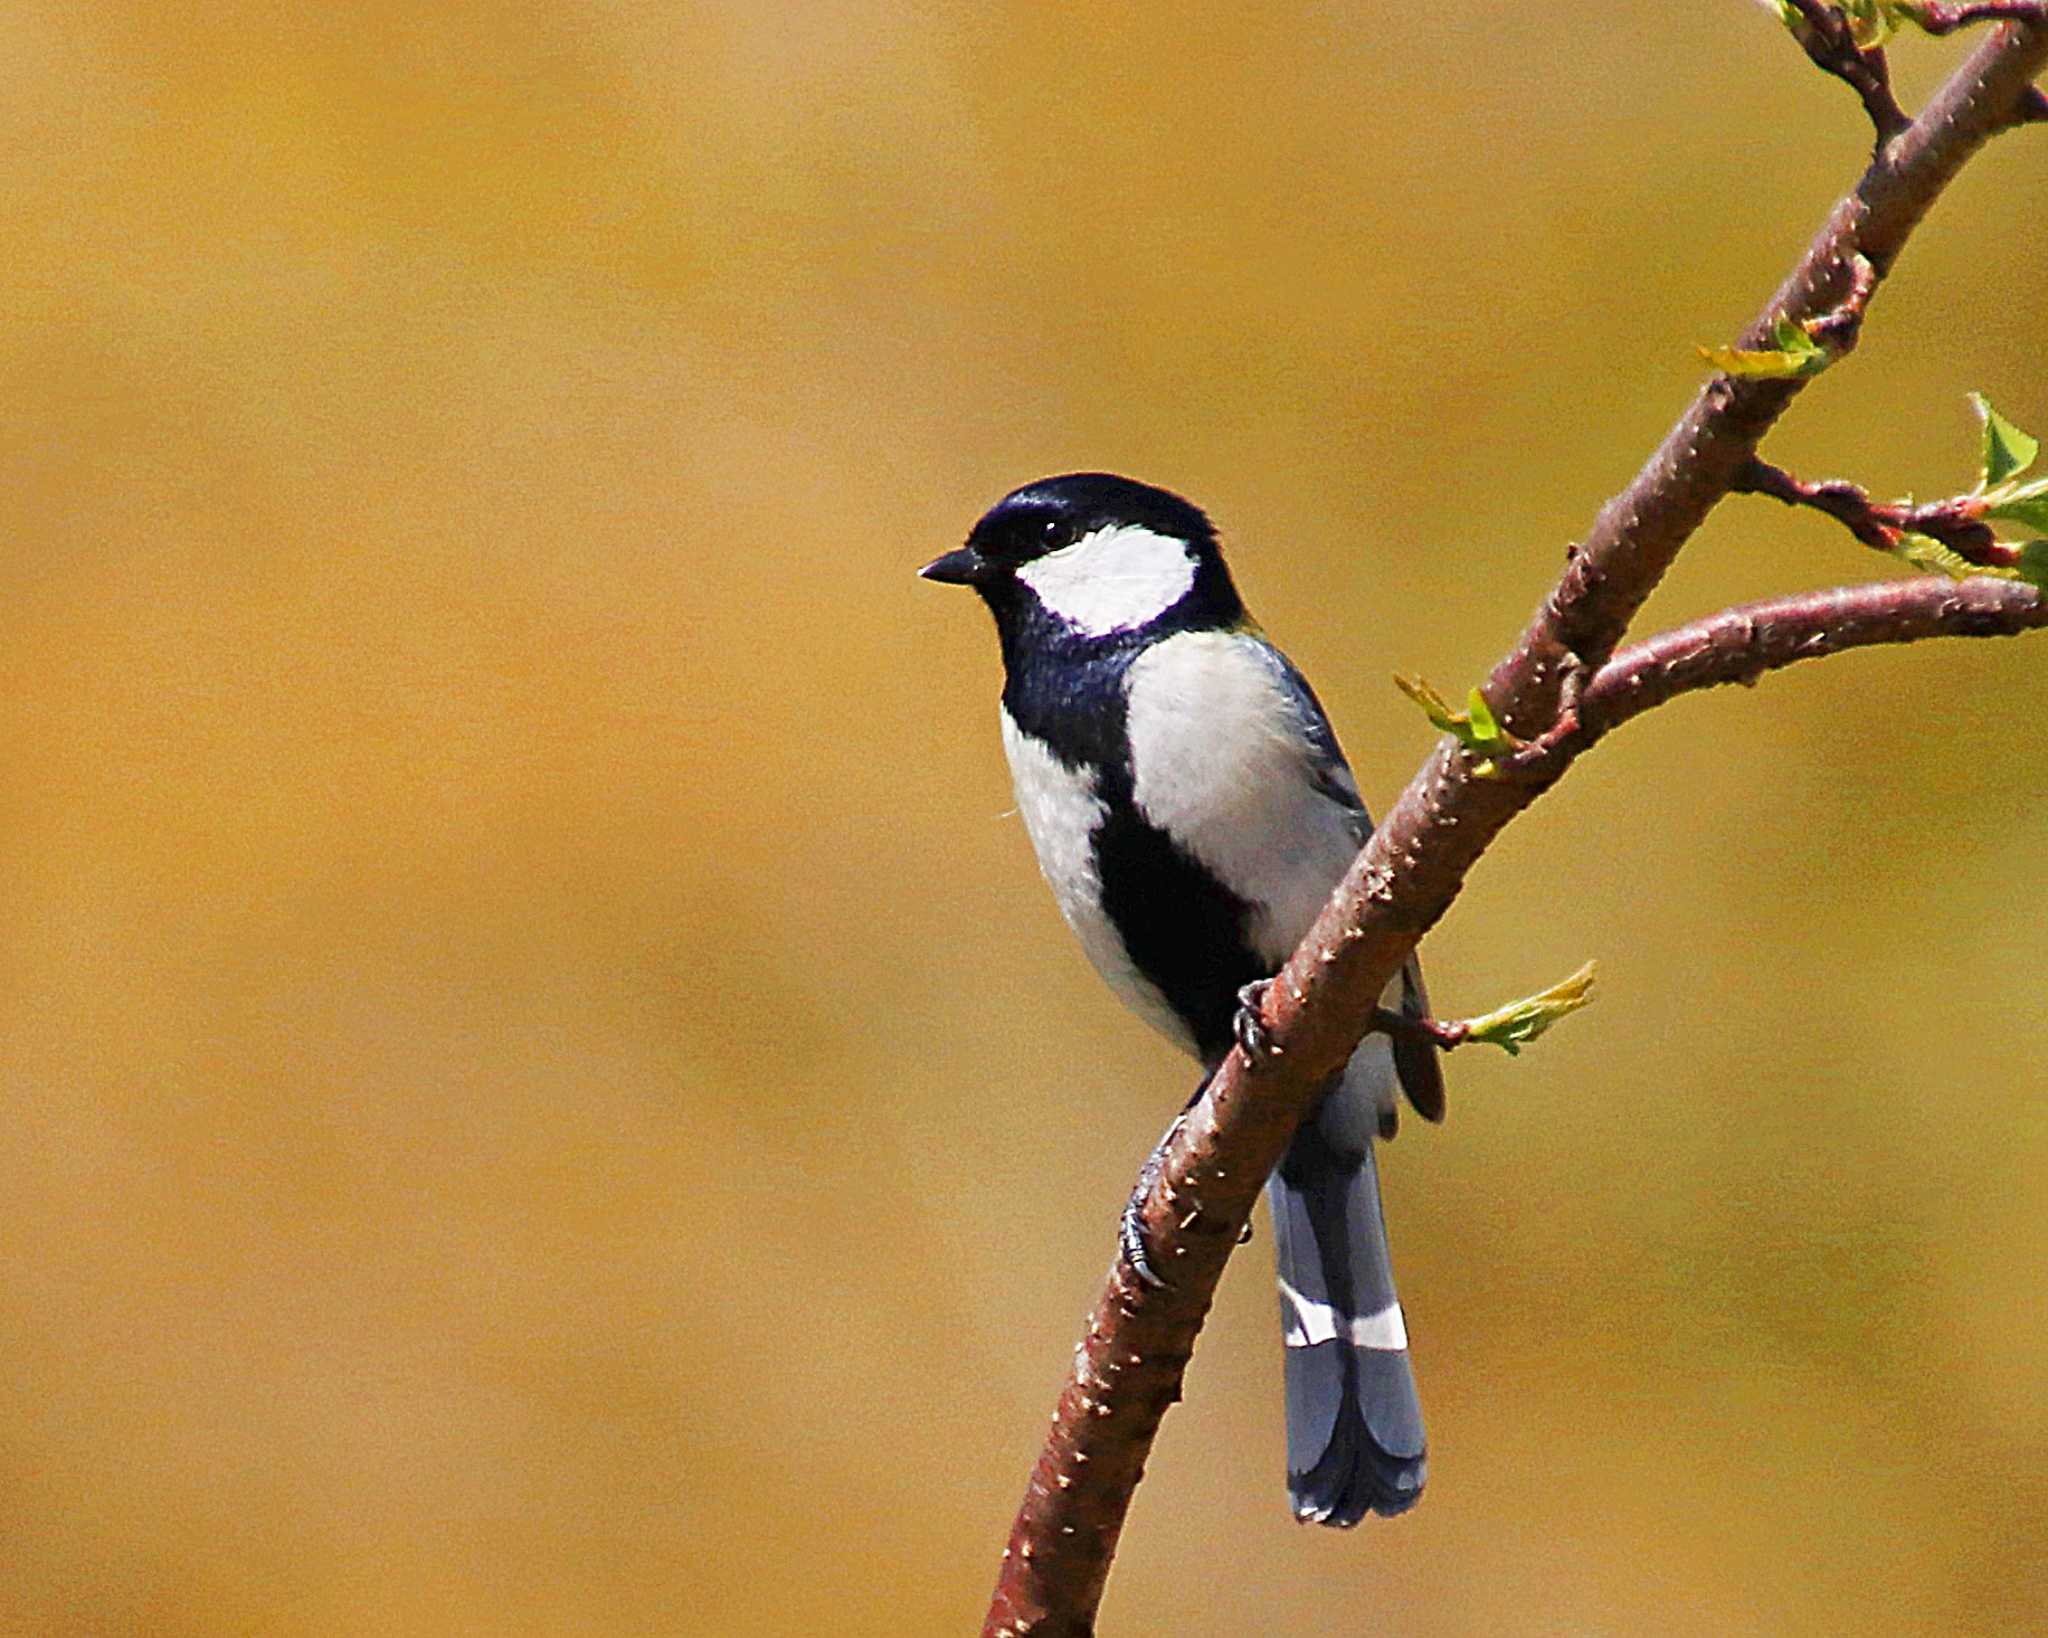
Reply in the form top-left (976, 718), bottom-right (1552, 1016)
top-left (1118, 1113), bottom-right (1186, 1291)
top-left (1234, 979), bottom-right (1280, 1063)
top-left (1119, 1196), bottom-right (1168, 1290)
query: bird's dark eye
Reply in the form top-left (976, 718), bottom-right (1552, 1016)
top-left (974, 508), bottom-right (1081, 564)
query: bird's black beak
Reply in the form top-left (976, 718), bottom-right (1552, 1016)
top-left (919, 545), bottom-right (984, 586)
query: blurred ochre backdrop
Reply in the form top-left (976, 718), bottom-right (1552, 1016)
top-left (3, 4), bottom-right (2045, 1633)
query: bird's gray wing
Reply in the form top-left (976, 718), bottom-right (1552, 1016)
top-left (1255, 640), bottom-right (1372, 841)
top-left (1256, 642), bottom-right (1445, 1123)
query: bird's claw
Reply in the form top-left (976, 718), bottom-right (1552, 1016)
top-left (1118, 1112), bottom-right (1187, 1291)
top-left (1119, 1192), bottom-right (1169, 1290)
top-left (1234, 979), bottom-right (1279, 1062)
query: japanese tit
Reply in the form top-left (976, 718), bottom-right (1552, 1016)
top-left (922, 473), bottom-right (1445, 1526)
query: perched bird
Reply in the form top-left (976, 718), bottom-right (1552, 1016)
top-left (921, 473), bottom-right (1445, 1527)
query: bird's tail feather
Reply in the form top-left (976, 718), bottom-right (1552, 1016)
top-left (1267, 1119), bottom-right (1425, 1525)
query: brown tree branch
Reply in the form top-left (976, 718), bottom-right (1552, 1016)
top-left (1495, 572), bottom-right (2048, 781)
top-left (1577, 574), bottom-right (2048, 734)
top-left (1372, 568), bottom-right (2048, 802)
top-left (983, 21), bottom-right (2048, 1637)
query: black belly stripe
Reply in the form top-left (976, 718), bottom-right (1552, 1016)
top-left (1091, 792), bottom-right (1267, 1065)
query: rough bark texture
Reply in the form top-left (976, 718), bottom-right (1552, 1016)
top-left (1578, 575), bottom-right (2048, 734)
top-left (983, 22), bottom-right (2048, 1638)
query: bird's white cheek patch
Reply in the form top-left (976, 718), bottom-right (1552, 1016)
top-left (1015, 524), bottom-right (1197, 636)
top-left (1278, 1279), bottom-right (1410, 1352)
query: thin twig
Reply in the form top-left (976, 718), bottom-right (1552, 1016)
top-left (1901, 1), bottom-right (2048, 35)
top-left (1785, 0), bottom-right (1912, 141)
top-left (1472, 565), bottom-right (2048, 772)
top-left (1370, 1007), bottom-right (1470, 1050)
top-left (1577, 574), bottom-right (2048, 735)
top-left (1733, 455), bottom-right (2017, 567)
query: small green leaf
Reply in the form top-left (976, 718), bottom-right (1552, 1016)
top-left (1894, 532), bottom-right (1981, 580)
top-left (1757, 0), bottom-right (1805, 31)
top-left (1697, 315), bottom-right (1829, 381)
top-left (1394, 674), bottom-right (1519, 769)
top-left (2017, 541), bottom-right (2048, 593)
top-left (1465, 688), bottom-right (1501, 742)
top-left (1982, 478), bottom-right (2048, 535)
top-left (1839, 0), bottom-right (1897, 48)
top-left (1463, 688), bottom-right (1507, 778)
top-left (1696, 344), bottom-right (1805, 380)
top-left (1393, 674), bottom-right (1459, 735)
top-left (1892, 533), bottom-right (2023, 583)
top-left (1460, 962), bottom-right (1598, 1057)
top-left (1971, 393), bottom-right (2039, 489)
top-left (1770, 315), bottom-right (1828, 367)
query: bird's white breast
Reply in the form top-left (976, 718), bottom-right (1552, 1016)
top-left (1124, 630), bottom-right (1362, 967)
top-left (998, 708), bottom-right (1197, 1054)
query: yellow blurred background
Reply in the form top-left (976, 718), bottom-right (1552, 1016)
top-left (3, 4), bottom-right (2044, 1633)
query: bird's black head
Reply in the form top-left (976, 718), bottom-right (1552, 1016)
top-left (920, 473), bottom-right (1244, 645)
